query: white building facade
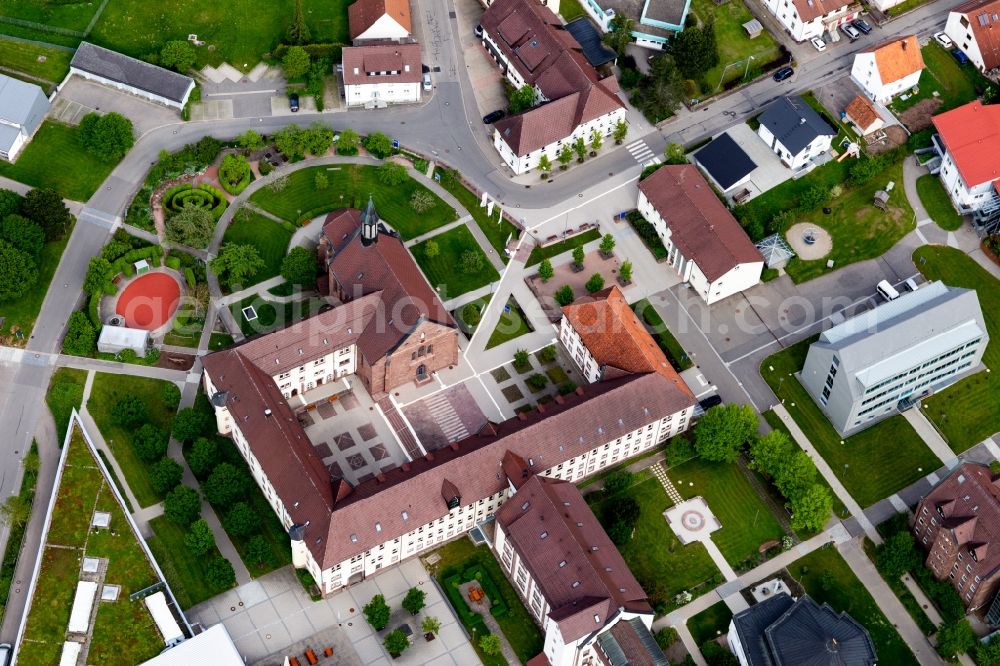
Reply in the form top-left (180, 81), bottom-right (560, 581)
top-left (759, 0), bottom-right (858, 42)
top-left (756, 122), bottom-right (832, 171)
top-left (850, 37), bottom-right (924, 104)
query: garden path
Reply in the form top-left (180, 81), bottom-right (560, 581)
top-left (456, 580), bottom-right (519, 664)
top-left (404, 216), bottom-right (469, 248)
top-left (901, 408), bottom-right (956, 465)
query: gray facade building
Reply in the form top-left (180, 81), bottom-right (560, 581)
top-left (801, 281), bottom-right (988, 436)
top-left (0, 74), bottom-right (49, 162)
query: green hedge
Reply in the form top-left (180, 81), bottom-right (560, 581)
top-left (443, 573), bottom-right (489, 633)
top-left (273, 43), bottom-right (344, 60)
top-left (87, 294), bottom-right (102, 329)
top-left (463, 564), bottom-right (508, 617)
top-left (165, 256), bottom-right (182, 270)
top-left (110, 246), bottom-right (164, 278)
top-left (184, 268), bottom-right (196, 288)
top-left (163, 183), bottom-right (228, 219)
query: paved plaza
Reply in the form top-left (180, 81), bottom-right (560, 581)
top-left (402, 383), bottom-right (488, 450)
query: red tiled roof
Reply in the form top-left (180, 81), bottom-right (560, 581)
top-left (791, 0), bottom-right (850, 23)
top-left (638, 165), bottom-right (763, 282)
top-left (348, 0), bottom-right (412, 40)
top-left (497, 475), bottom-right (651, 641)
top-left (954, 0), bottom-right (1000, 70)
top-left (845, 95), bottom-right (881, 133)
top-left (562, 286), bottom-right (693, 393)
top-left (342, 43), bottom-right (421, 85)
top-left (860, 35), bottom-right (924, 84)
top-left (932, 101), bottom-right (1000, 187)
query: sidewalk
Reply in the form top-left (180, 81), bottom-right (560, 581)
top-left (902, 407), bottom-right (958, 466)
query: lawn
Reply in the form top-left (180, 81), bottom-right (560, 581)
top-left (0, 222), bottom-right (73, 340)
top-left (558, 0), bottom-right (588, 21)
top-left (86, 373), bottom-right (178, 507)
top-left (146, 515), bottom-right (220, 609)
top-left (0, 0), bottom-right (100, 32)
top-left (220, 212), bottom-right (293, 288)
top-left (486, 296), bottom-right (533, 349)
top-left (249, 164), bottom-right (456, 233)
top-left (791, 546), bottom-right (919, 666)
top-left (0, 121), bottom-right (118, 201)
top-left (0, 39), bottom-right (72, 84)
top-left (736, 158), bottom-right (913, 283)
top-left (761, 337), bottom-right (940, 507)
top-left (632, 298), bottom-right (693, 371)
top-left (235, 293), bottom-right (321, 337)
top-left (411, 226), bottom-right (499, 298)
top-left (45, 367), bottom-right (87, 443)
top-left (688, 601), bottom-right (733, 646)
top-left (916, 174), bottom-right (963, 231)
top-left (891, 43), bottom-right (986, 115)
top-left (526, 228), bottom-right (601, 266)
top-left (587, 472), bottom-right (720, 611)
top-left (913, 245), bottom-right (1000, 451)
top-left (428, 538), bottom-right (545, 665)
top-left (437, 168), bottom-right (518, 260)
top-left (209, 332), bottom-right (234, 350)
top-left (667, 457), bottom-right (787, 567)
top-left (692, 0), bottom-right (781, 97)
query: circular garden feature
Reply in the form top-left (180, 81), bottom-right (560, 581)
top-left (115, 272), bottom-right (181, 331)
top-left (163, 183), bottom-right (227, 217)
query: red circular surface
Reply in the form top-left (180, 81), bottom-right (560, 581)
top-left (116, 273), bottom-right (180, 331)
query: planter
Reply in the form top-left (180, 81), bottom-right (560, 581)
top-left (589, 151), bottom-right (596, 157)
top-left (576, 158), bottom-right (584, 163)
top-left (425, 633), bottom-right (436, 642)
top-left (572, 263), bottom-right (585, 273)
top-left (560, 165), bottom-right (568, 171)
top-left (600, 251), bottom-right (614, 260)
top-left (617, 277), bottom-right (632, 287)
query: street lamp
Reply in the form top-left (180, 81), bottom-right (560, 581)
top-left (743, 55), bottom-right (755, 81)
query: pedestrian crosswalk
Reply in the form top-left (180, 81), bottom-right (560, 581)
top-left (424, 393), bottom-right (470, 443)
top-left (625, 139), bottom-right (660, 166)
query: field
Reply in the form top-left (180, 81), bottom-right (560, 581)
top-left (692, 0), bottom-right (781, 97)
top-left (0, 39), bottom-right (72, 86)
top-left (220, 212), bottom-right (293, 288)
top-left (411, 226), bottom-right (499, 298)
top-left (914, 246), bottom-right (1000, 451)
top-left (761, 337), bottom-right (940, 506)
top-left (249, 164), bottom-right (456, 233)
top-left (0, 220), bottom-right (73, 340)
top-left (916, 174), bottom-right (963, 231)
top-left (45, 367), bottom-right (87, 442)
top-left (0, 121), bottom-right (118, 201)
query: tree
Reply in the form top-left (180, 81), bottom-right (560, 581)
top-left (604, 470), bottom-right (634, 495)
top-left (63, 312), bottom-right (96, 356)
top-left (603, 14), bottom-right (635, 57)
top-left (585, 273), bottom-right (605, 293)
top-left (508, 84), bottom-right (535, 114)
top-left (150, 457), bottom-right (184, 495)
top-left (160, 40), bottom-right (196, 73)
top-left (613, 119), bottom-right (628, 145)
top-left (211, 243), bottom-right (264, 286)
top-left (184, 519), bottom-right (216, 555)
top-left (589, 129), bottom-right (603, 154)
top-left (187, 437), bottom-right (220, 478)
top-left (281, 246), bottom-right (318, 285)
top-left (237, 129), bottom-right (265, 152)
top-left (244, 535), bottom-right (270, 568)
top-left (20, 188), bottom-right (72, 240)
top-left (410, 190), bottom-right (434, 212)
top-left (162, 383), bottom-right (182, 410)
top-left (633, 55), bottom-right (686, 123)
top-left (554, 285), bottom-right (574, 306)
top-left (79, 112), bottom-right (134, 162)
top-left (0, 189), bottom-right (20, 219)
top-left (599, 233), bottom-right (615, 255)
top-left (0, 495), bottom-right (30, 529)
top-left (424, 240), bottom-right (440, 258)
top-left (274, 124), bottom-right (306, 159)
top-left (789, 484), bottom-right (833, 533)
top-left (937, 619), bottom-right (975, 661)
top-left (286, 0), bottom-right (312, 44)
top-left (378, 161), bottom-right (407, 186)
top-left (876, 529), bottom-right (922, 578)
top-left (604, 496), bottom-right (640, 545)
top-left (363, 594), bottom-right (391, 630)
top-left (0, 240), bottom-right (36, 302)
top-left (203, 463), bottom-right (251, 508)
top-left (224, 501), bottom-right (260, 537)
top-left (402, 586), bottom-right (426, 615)
top-left (527, 373), bottom-right (548, 390)
top-left (573, 136), bottom-right (587, 162)
top-left (655, 627), bottom-right (679, 651)
top-left (165, 206), bottom-right (215, 248)
top-left (83, 256), bottom-right (112, 295)
top-left (671, 21), bottom-right (719, 81)
top-left (537, 153), bottom-right (552, 175)
top-left (172, 407), bottom-right (210, 443)
top-left (384, 629), bottom-right (410, 657)
top-left (538, 258), bottom-right (554, 282)
top-left (282, 46), bottom-right (311, 79)
top-left (513, 349), bottom-right (530, 368)
top-left (206, 556), bottom-right (236, 591)
top-left (219, 154), bottom-right (252, 192)
top-left (558, 145), bottom-right (573, 169)
top-left (572, 245), bottom-right (585, 268)
top-left (302, 123), bottom-right (334, 155)
top-left (337, 128), bottom-right (360, 155)
top-left (749, 430), bottom-right (792, 476)
top-left (421, 616), bottom-right (441, 637)
top-left (619, 260), bottom-right (632, 283)
top-left (133, 424), bottom-right (168, 462)
top-left (479, 634), bottom-right (502, 657)
top-left (978, 635), bottom-right (1000, 666)
top-left (314, 171), bottom-right (328, 191)
top-left (461, 250), bottom-right (484, 273)
top-left (693, 403), bottom-right (757, 463)
top-left (364, 131), bottom-right (394, 159)
top-left (1, 214), bottom-right (44, 257)
top-left (164, 485), bottom-right (201, 525)
top-left (112, 395), bottom-right (146, 428)
top-left (664, 143), bottom-right (687, 165)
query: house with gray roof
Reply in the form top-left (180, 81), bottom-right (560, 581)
top-left (757, 95), bottom-right (836, 170)
top-left (728, 593), bottom-right (878, 666)
top-left (800, 280), bottom-right (988, 436)
top-left (64, 42), bottom-right (195, 110)
top-left (0, 74), bottom-right (49, 162)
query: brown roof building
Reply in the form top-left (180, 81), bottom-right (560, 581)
top-left (342, 43), bottom-right (422, 86)
top-left (946, 0), bottom-right (1000, 73)
top-left (845, 95), bottom-right (884, 136)
top-left (914, 463), bottom-right (1000, 612)
top-left (637, 165), bottom-right (763, 304)
top-left (348, 0), bottom-right (412, 42)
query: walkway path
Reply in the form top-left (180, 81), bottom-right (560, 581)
top-left (902, 408), bottom-right (957, 466)
top-left (404, 216), bottom-right (468, 248)
top-left (650, 462), bottom-right (683, 504)
top-left (460, 581), bottom-right (519, 665)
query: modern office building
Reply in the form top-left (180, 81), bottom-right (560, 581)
top-left (800, 281), bottom-right (987, 436)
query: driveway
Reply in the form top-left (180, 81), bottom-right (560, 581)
top-left (197, 73), bottom-right (286, 119)
top-left (54, 76), bottom-right (180, 136)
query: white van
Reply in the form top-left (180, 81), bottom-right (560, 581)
top-left (876, 280), bottom-right (899, 301)
top-left (904, 278), bottom-right (919, 292)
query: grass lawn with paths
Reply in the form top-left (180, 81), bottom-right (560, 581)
top-left (688, 601), bottom-right (733, 646)
top-left (146, 515), bottom-right (221, 609)
top-left (436, 168), bottom-right (518, 260)
top-left (0, 219), bottom-right (73, 340)
top-left (411, 225), bottom-right (499, 298)
top-left (916, 174), bottom-right (963, 231)
top-left (526, 228), bottom-right (601, 266)
top-left (913, 245), bottom-right (1000, 451)
top-left (691, 0), bottom-right (780, 97)
top-left (220, 212), bottom-right (293, 288)
top-left (761, 337), bottom-right (939, 506)
top-left (235, 294), bottom-right (322, 337)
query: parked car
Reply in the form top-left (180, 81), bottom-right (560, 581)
top-left (483, 109), bottom-right (505, 124)
top-left (934, 31), bottom-right (954, 48)
top-left (852, 18), bottom-right (872, 34)
top-left (773, 66), bottom-right (794, 82)
top-left (0, 644), bottom-right (10, 666)
top-left (698, 394), bottom-right (723, 411)
top-left (811, 37), bottom-right (827, 51)
top-left (289, 93), bottom-right (299, 112)
top-left (952, 48), bottom-right (970, 64)
top-left (423, 72), bottom-right (432, 92)
top-left (840, 23), bottom-right (861, 40)
top-left (904, 277), bottom-right (920, 292)
top-left (876, 279), bottom-right (900, 301)
top-left (474, 24), bottom-right (483, 37)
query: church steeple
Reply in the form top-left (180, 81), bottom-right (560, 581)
top-left (360, 195), bottom-right (379, 246)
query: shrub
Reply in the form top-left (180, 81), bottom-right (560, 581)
top-left (538, 258), bottom-right (553, 282)
top-left (150, 457), bottom-right (184, 495)
top-left (421, 616), bottom-right (441, 636)
top-left (163, 184), bottom-right (227, 219)
top-left (223, 501), bottom-right (260, 537)
top-left (655, 627), bottom-right (679, 650)
top-left (282, 45), bottom-right (311, 79)
top-left (585, 273), bottom-right (605, 293)
top-left (384, 629), bottom-right (409, 657)
top-left (0, 215), bottom-right (44, 257)
top-left (538, 345), bottom-right (557, 363)
top-left (599, 233), bottom-right (616, 255)
top-left (424, 240), bottom-right (440, 258)
top-left (603, 497), bottom-right (640, 544)
top-left (572, 245), bottom-right (585, 267)
top-left (160, 40), bottom-right (196, 72)
top-left (526, 373), bottom-right (548, 390)
top-left (461, 250), bottom-right (484, 273)
top-left (554, 285), bottom-right (574, 306)
top-left (937, 619), bottom-right (975, 662)
top-left (363, 594), bottom-right (391, 630)
top-left (165, 255), bottom-right (182, 270)
top-left (184, 268), bottom-right (196, 288)
top-left (132, 424), bottom-right (168, 462)
top-left (162, 383), bottom-right (182, 410)
top-left (798, 185), bottom-right (830, 210)
top-left (513, 349), bottom-right (529, 368)
top-left (619, 260), bottom-right (633, 283)
top-left (184, 519), bottom-right (215, 555)
top-left (402, 587), bottom-right (426, 615)
top-left (21, 188), bottom-right (72, 241)
top-left (172, 407), bottom-right (211, 443)
top-left (244, 535), bottom-right (271, 568)
top-left (187, 437), bottom-right (220, 478)
top-left (164, 485), bottom-right (201, 525)
top-left (218, 154), bottom-right (253, 195)
top-left (0, 189), bottom-right (20, 219)
top-left (281, 246), bottom-right (318, 285)
top-left (603, 470), bottom-right (634, 496)
top-left (337, 129), bottom-right (360, 155)
top-left (461, 302), bottom-right (482, 327)
top-left (410, 190), bottom-right (434, 212)
top-left (0, 240), bottom-right (37, 302)
top-left (363, 132), bottom-right (394, 159)
top-left (378, 162), bottom-right (407, 186)
top-left (206, 556), bottom-right (236, 591)
top-left (558, 381), bottom-right (577, 395)
top-left (479, 634), bottom-right (502, 656)
top-left (63, 312), bottom-right (96, 356)
top-left (111, 395), bottom-right (146, 428)
top-left (79, 112), bottom-right (134, 162)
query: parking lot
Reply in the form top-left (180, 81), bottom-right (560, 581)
top-left (53, 77), bottom-right (180, 134)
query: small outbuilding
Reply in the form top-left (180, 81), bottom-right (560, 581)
top-left (97, 325), bottom-right (149, 356)
top-left (844, 95), bottom-right (885, 136)
top-left (0, 74), bottom-right (49, 162)
top-left (743, 18), bottom-right (763, 38)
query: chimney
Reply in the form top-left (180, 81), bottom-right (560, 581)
top-left (517, 411), bottom-right (528, 421)
top-left (401, 462), bottom-right (411, 472)
top-left (575, 386), bottom-right (585, 396)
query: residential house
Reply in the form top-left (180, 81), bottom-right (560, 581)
top-left (914, 463), bottom-right (1000, 612)
top-left (800, 281), bottom-right (988, 436)
top-left (757, 96), bottom-right (837, 170)
top-left (850, 36), bottom-right (925, 104)
top-left (844, 95), bottom-right (884, 136)
top-left (63, 42), bottom-right (195, 110)
top-left (577, 0), bottom-right (690, 50)
top-left (637, 165), bottom-right (764, 304)
top-left (495, 470), bottom-right (668, 666)
top-left (692, 131), bottom-right (758, 195)
top-left (945, 0), bottom-right (1000, 74)
top-left (931, 100), bottom-right (1000, 233)
top-left (0, 74), bottom-right (49, 162)
top-left (481, 0), bottom-right (626, 174)
top-left (348, 0), bottom-right (412, 42)
top-left (342, 43), bottom-right (422, 107)
top-left (759, 0), bottom-right (860, 42)
top-left (728, 592), bottom-right (877, 666)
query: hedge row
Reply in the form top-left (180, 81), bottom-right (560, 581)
top-left (443, 573), bottom-right (489, 634)
top-left (88, 294), bottom-right (102, 330)
top-left (163, 183), bottom-right (228, 219)
top-left (110, 246), bottom-right (164, 278)
top-left (273, 43), bottom-right (344, 61)
top-left (184, 268), bottom-right (196, 288)
top-left (463, 564), bottom-right (508, 617)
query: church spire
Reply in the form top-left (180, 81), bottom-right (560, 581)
top-left (360, 195), bottom-right (379, 246)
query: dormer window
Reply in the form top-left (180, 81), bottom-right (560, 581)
top-left (522, 501), bottom-right (530, 510)
top-left (572, 581), bottom-right (580, 588)
top-left (350, 534), bottom-right (358, 543)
